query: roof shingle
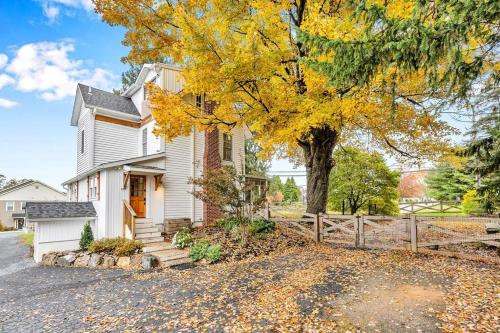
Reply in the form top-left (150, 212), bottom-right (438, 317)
top-left (78, 83), bottom-right (140, 117)
top-left (26, 202), bottom-right (96, 220)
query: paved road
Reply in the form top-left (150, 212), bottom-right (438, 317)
top-left (0, 232), bottom-right (128, 332)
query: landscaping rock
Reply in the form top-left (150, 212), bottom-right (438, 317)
top-left (141, 254), bottom-right (159, 270)
top-left (116, 256), bottom-right (131, 269)
top-left (101, 255), bottom-right (116, 268)
top-left (57, 254), bottom-right (76, 267)
top-left (41, 253), bottom-right (58, 266)
top-left (74, 254), bottom-right (90, 267)
top-left (88, 253), bottom-right (103, 268)
top-left (130, 254), bottom-right (143, 269)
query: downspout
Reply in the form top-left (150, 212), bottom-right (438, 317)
top-left (191, 126), bottom-right (196, 223)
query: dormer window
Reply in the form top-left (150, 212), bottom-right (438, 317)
top-left (222, 133), bottom-right (233, 161)
top-left (81, 129), bottom-right (85, 154)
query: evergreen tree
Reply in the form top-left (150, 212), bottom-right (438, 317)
top-left (463, 108), bottom-right (499, 212)
top-left (268, 176), bottom-right (283, 196)
top-left (79, 222), bottom-right (94, 251)
top-left (282, 178), bottom-right (301, 203)
top-left (425, 164), bottom-right (475, 201)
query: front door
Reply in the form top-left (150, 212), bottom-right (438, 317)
top-left (130, 175), bottom-right (146, 218)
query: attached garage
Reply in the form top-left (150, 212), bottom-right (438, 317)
top-left (26, 202), bottom-right (97, 263)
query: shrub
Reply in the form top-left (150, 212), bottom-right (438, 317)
top-left (189, 239), bottom-right (210, 261)
top-left (462, 190), bottom-right (482, 215)
top-left (217, 217), bottom-right (248, 233)
top-left (172, 228), bottom-right (193, 249)
top-left (79, 222), bottom-right (94, 250)
top-left (206, 244), bottom-right (222, 263)
top-left (88, 237), bottom-right (143, 256)
top-left (248, 218), bottom-right (275, 234)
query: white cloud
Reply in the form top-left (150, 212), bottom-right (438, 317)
top-left (0, 54), bottom-right (8, 69)
top-left (4, 40), bottom-right (117, 101)
top-left (40, 0), bottom-right (94, 22)
top-left (0, 74), bottom-right (15, 89)
top-left (0, 97), bottom-right (18, 108)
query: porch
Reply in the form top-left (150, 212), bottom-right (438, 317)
top-left (121, 166), bottom-right (191, 267)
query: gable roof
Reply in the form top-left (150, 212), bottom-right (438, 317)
top-left (0, 180), bottom-right (65, 197)
top-left (26, 202), bottom-right (96, 220)
top-left (78, 83), bottom-right (140, 117)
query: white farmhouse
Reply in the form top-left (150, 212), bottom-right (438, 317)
top-left (29, 64), bottom-right (256, 264)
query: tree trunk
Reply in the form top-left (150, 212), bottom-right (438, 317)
top-left (300, 127), bottom-right (338, 214)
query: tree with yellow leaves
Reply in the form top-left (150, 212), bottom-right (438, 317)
top-left (94, 0), bottom-right (455, 213)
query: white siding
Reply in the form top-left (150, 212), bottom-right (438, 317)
top-left (193, 130), bottom-right (205, 222)
top-left (77, 107), bottom-right (94, 174)
top-left (33, 219), bottom-right (96, 263)
top-left (162, 67), bottom-right (183, 93)
top-left (138, 121), bottom-right (163, 156)
top-left (104, 168), bottom-right (129, 238)
top-left (92, 171), bottom-right (107, 238)
top-left (0, 183), bottom-right (66, 201)
top-left (131, 70), bottom-right (160, 116)
top-left (94, 120), bottom-right (139, 166)
top-left (164, 135), bottom-right (193, 219)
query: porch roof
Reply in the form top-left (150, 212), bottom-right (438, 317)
top-left (62, 153), bottom-right (165, 186)
top-left (123, 165), bottom-right (166, 175)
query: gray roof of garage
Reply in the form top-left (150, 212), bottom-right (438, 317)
top-left (26, 202), bottom-right (97, 220)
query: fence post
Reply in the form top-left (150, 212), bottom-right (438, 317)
top-left (354, 215), bottom-right (360, 247)
top-left (359, 215), bottom-right (365, 248)
top-left (410, 215), bottom-right (417, 252)
top-left (319, 213), bottom-right (324, 242)
top-left (266, 201), bottom-right (271, 219)
top-left (313, 214), bottom-right (320, 243)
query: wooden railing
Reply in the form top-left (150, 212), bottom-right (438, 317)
top-left (123, 200), bottom-right (137, 239)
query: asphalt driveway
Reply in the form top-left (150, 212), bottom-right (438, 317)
top-left (0, 232), bottom-right (497, 332)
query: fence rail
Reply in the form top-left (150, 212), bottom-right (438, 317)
top-left (263, 205), bottom-right (500, 263)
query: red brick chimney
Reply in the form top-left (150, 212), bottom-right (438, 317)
top-left (203, 101), bottom-right (222, 224)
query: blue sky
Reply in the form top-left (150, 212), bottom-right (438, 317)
top-left (0, 1), bottom-right (128, 190)
top-left (0, 1), bottom-right (470, 190)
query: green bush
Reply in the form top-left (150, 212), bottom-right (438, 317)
top-left (216, 217), bottom-right (248, 232)
top-left (172, 228), bottom-right (193, 249)
top-left (88, 237), bottom-right (143, 256)
top-left (248, 218), bottom-right (275, 234)
top-left (206, 244), bottom-right (222, 263)
top-left (189, 239), bottom-right (210, 261)
top-left (79, 222), bottom-right (94, 250)
top-left (462, 190), bottom-right (482, 215)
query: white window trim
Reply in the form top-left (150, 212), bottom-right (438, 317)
top-left (89, 175), bottom-right (98, 200)
top-left (142, 128), bottom-right (148, 156)
top-left (6, 202), bottom-right (14, 212)
top-left (222, 133), bottom-right (233, 162)
top-left (81, 127), bottom-right (85, 154)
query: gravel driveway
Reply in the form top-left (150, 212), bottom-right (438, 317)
top-left (0, 232), bottom-right (497, 332)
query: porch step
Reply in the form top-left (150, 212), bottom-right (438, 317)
top-left (135, 232), bottom-right (162, 239)
top-left (143, 243), bottom-right (177, 253)
top-left (153, 249), bottom-right (190, 261)
top-left (162, 257), bottom-right (192, 268)
top-left (135, 227), bottom-right (158, 233)
top-left (136, 218), bottom-right (153, 223)
top-left (139, 236), bottom-right (164, 244)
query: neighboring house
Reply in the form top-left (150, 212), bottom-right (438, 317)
top-left (61, 63), bottom-right (252, 242)
top-left (0, 180), bottom-right (66, 229)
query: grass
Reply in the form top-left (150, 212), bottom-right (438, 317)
top-left (18, 232), bottom-right (34, 246)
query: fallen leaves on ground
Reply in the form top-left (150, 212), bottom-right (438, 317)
top-left (78, 244), bottom-right (498, 332)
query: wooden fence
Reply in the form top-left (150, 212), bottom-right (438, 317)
top-left (399, 201), bottom-right (461, 214)
top-left (261, 205), bottom-right (500, 263)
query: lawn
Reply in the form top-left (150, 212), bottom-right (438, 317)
top-left (17, 232), bottom-right (33, 246)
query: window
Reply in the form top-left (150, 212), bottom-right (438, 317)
top-left (142, 128), bottom-right (148, 156)
top-left (89, 175), bottom-right (98, 200)
top-left (20, 202), bottom-right (26, 210)
top-left (81, 129), bottom-right (85, 154)
top-left (195, 94), bottom-right (202, 108)
top-left (5, 202), bottom-right (14, 212)
top-left (222, 133), bottom-right (233, 161)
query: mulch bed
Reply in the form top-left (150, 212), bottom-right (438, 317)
top-left (191, 224), bottom-right (310, 262)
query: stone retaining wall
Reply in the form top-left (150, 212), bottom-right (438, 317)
top-left (41, 251), bottom-right (159, 270)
